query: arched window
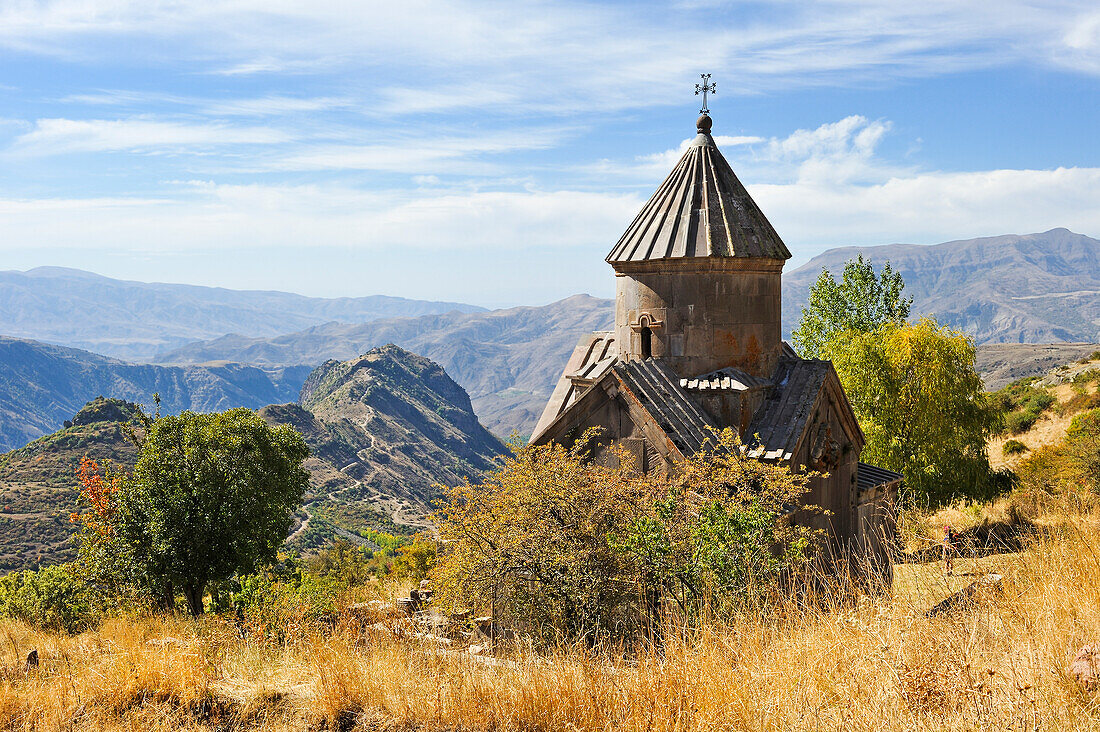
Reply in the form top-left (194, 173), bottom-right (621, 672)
top-left (640, 325), bottom-right (652, 359)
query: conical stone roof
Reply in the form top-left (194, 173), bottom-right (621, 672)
top-left (607, 114), bottom-right (792, 264)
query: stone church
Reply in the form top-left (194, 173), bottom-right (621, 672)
top-left (530, 111), bottom-right (900, 577)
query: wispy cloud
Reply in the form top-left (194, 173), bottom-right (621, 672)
top-left (2, 1), bottom-right (1098, 114)
top-left (268, 126), bottom-right (576, 174)
top-left (11, 118), bottom-right (292, 154)
top-left (203, 96), bottom-right (352, 116)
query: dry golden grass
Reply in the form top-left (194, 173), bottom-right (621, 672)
top-left (2, 519), bottom-right (1100, 730)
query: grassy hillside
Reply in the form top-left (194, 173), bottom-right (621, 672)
top-left (0, 398), bottom-right (142, 572)
top-left (0, 503), bottom-right (1095, 730)
top-left (985, 350), bottom-right (1100, 469)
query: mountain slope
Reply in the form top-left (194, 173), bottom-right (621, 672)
top-left (0, 337), bottom-right (312, 452)
top-left (0, 266), bottom-right (484, 361)
top-left (161, 294), bottom-right (616, 437)
top-left (0, 398), bottom-right (143, 571)
top-left (782, 229), bottom-right (1100, 344)
top-left (975, 343), bottom-right (1100, 391)
top-left (261, 345), bottom-right (506, 546)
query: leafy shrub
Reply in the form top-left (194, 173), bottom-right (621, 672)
top-left (435, 428), bottom-right (819, 646)
top-left (1002, 439), bottom-right (1028, 456)
top-left (234, 571), bottom-right (347, 640)
top-left (392, 539), bottom-right (436, 580)
top-left (0, 564), bottom-right (93, 634)
top-left (1069, 408), bottom-right (1100, 437)
top-left (304, 539), bottom-right (375, 585)
top-left (1004, 411), bottom-right (1039, 434)
top-left (1001, 393), bottom-right (1055, 434)
top-left (991, 379), bottom-right (1056, 435)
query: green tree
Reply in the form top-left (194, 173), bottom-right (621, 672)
top-left (115, 408), bottom-right (310, 615)
top-left (392, 538), bottom-right (437, 580)
top-left (826, 318), bottom-right (1002, 504)
top-left (612, 428), bottom-right (820, 617)
top-left (793, 255), bottom-right (912, 358)
top-left (434, 431), bottom-right (649, 644)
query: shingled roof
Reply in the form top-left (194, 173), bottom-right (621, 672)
top-left (614, 359), bottom-right (719, 456)
top-left (745, 359), bottom-right (833, 461)
top-left (606, 114), bottom-right (792, 264)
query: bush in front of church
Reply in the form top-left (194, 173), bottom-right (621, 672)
top-left (431, 428), bottom-right (821, 647)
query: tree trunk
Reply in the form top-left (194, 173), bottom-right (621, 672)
top-left (183, 582), bottom-right (205, 616)
top-left (161, 581), bottom-right (175, 612)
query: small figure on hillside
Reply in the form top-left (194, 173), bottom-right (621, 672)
top-left (943, 525), bottom-right (960, 575)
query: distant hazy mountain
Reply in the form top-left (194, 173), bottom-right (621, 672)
top-left (0, 267), bottom-right (484, 361)
top-left (0, 336), bottom-right (312, 452)
top-left (160, 294), bottom-right (617, 437)
top-left (783, 229), bottom-right (1100, 344)
top-left (114, 228), bottom-right (1100, 437)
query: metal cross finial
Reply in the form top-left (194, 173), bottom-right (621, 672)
top-left (694, 73), bottom-right (716, 114)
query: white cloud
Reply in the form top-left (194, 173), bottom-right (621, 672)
top-left (12, 117), bottom-right (292, 154)
top-left (269, 126), bottom-right (574, 173)
top-left (752, 167), bottom-right (1100, 262)
top-left (1, 1), bottom-right (1098, 115)
top-left (1, 162), bottom-right (1098, 264)
top-left (755, 115), bottom-right (900, 185)
top-left (0, 183), bottom-right (643, 253)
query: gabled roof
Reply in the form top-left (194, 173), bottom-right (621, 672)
top-left (745, 359), bottom-right (833, 462)
top-left (530, 331), bottom-right (616, 441)
top-left (613, 359), bottom-right (720, 456)
top-left (607, 114), bottom-right (792, 264)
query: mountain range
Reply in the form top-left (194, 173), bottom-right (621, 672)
top-left (0, 266), bottom-right (484, 362)
top-left (0, 337), bottom-right (311, 452)
top-left (155, 229), bottom-right (1100, 436)
top-left (3, 229), bottom-right (1100, 445)
top-left (782, 229), bottom-right (1100, 344)
top-left (0, 347), bottom-right (505, 571)
top-left (159, 294), bottom-right (616, 437)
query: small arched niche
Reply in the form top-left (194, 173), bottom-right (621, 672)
top-left (639, 314), bottom-right (653, 359)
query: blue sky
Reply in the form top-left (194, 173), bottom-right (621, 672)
top-left (1, 1), bottom-right (1099, 308)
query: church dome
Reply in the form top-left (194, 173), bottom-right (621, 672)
top-left (606, 116), bottom-right (792, 264)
